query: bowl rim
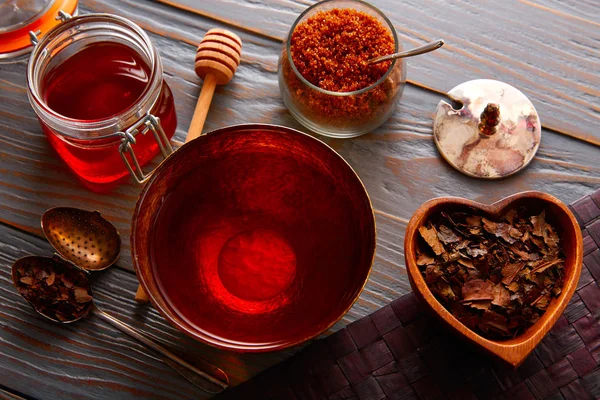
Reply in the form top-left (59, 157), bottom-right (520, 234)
top-left (131, 123), bottom-right (377, 352)
top-left (404, 191), bottom-right (583, 366)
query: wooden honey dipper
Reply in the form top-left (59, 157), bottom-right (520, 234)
top-left (187, 28), bottom-right (242, 142)
top-left (135, 28), bottom-right (242, 303)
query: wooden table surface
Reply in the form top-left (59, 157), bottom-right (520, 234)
top-left (0, 0), bottom-right (598, 399)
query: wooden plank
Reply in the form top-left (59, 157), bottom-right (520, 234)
top-left (0, 388), bottom-right (26, 400)
top-left (0, 1), bottom-right (598, 279)
top-left (528, 0), bottom-right (600, 21)
top-left (155, 0), bottom-right (600, 146)
top-left (0, 1), bottom-right (597, 398)
top-left (0, 222), bottom-right (299, 399)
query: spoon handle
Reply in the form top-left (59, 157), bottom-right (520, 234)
top-left (92, 307), bottom-right (229, 393)
top-left (369, 39), bottom-right (444, 64)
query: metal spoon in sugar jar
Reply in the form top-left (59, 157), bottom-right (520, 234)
top-left (368, 39), bottom-right (444, 64)
top-left (11, 207), bottom-right (228, 394)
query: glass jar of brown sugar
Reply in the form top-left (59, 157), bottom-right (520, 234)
top-left (278, 0), bottom-right (405, 138)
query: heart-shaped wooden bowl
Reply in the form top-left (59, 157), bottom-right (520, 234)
top-left (404, 191), bottom-right (583, 367)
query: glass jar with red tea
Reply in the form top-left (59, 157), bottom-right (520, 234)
top-left (278, 0), bottom-right (405, 138)
top-left (26, 13), bottom-right (177, 191)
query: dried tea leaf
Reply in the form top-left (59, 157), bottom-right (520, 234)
top-left (419, 225), bottom-right (444, 255)
top-left (467, 247), bottom-right (487, 258)
top-left (467, 300), bottom-right (492, 310)
top-left (55, 312), bottom-right (71, 322)
top-left (501, 262), bottom-right (525, 285)
top-left (480, 310), bottom-right (510, 335)
top-left (417, 206), bottom-right (565, 340)
top-left (509, 227), bottom-right (523, 239)
top-left (482, 218), bottom-right (517, 244)
top-left (458, 258), bottom-right (475, 269)
top-left (531, 211), bottom-right (546, 237)
top-left (437, 225), bottom-right (461, 244)
top-left (530, 235), bottom-right (545, 249)
top-left (467, 268), bottom-right (482, 280)
top-left (416, 253), bottom-right (435, 266)
top-left (425, 264), bottom-right (443, 283)
top-left (432, 281), bottom-right (456, 302)
top-left (492, 284), bottom-right (511, 307)
top-left (13, 259), bottom-right (92, 322)
top-left (531, 292), bottom-right (551, 310)
top-left (462, 279), bottom-right (494, 301)
top-left (455, 240), bottom-right (470, 250)
top-left (74, 287), bottom-right (93, 303)
top-left (543, 226), bottom-right (560, 248)
top-left (508, 281), bottom-right (520, 292)
top-left (531, 258), bottom-right (563, 274)
top-left (504, 208), bottom-right (517, 224)
top-left (533, 273), bottom-right (546, 289)
top-left (466, 215), bottom-right (482, 227)
top-left (446, 264), bottom-right (458, 274)
top-left (20, 276), bottom-right (33, 285)
top-left (34, 268), bottom-right (49, 280)
top-left (510, 245), bottom-right (539, 261)
top-left (61, 275), bottom-right (74, 288)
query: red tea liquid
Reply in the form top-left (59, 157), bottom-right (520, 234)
top-left (150, 136), bottom-right (374, 347)
top-left (41, 42), bottom-right (176, 190)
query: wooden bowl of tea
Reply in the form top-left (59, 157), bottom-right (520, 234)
top-left (404, 191), bottom-right (583, 367)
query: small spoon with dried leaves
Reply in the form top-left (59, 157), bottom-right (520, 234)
top-left (11, 255), bottom-right (228, 394)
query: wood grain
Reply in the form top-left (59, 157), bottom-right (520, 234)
top-left (528, 0), bottom-right (600, 21)
top-left (157, 0), bottom-right (600, 146)
top-left (0, 0), bottom-right (598, 398)
top-left (0, 388), bottom-right (26, 400)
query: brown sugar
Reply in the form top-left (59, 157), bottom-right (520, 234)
top-left (280, 7), bottom-right (403, 132)
top-left (290, 8), bottom-right (394, 92)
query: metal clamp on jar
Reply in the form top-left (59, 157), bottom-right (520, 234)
top-left (21, 8), bottom-right (176, 190)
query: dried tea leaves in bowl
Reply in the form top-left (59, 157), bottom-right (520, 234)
top-left (13, 257), bottom-right (93, 322)
top-left (417, 207), bottom-right (565, 340)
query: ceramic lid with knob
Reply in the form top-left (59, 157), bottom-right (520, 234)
top-left (0, 0), bottom-right (78, 62)
top-left (433, 79), bottom-right (541, 179)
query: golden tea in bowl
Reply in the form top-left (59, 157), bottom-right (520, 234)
top-left (132, 125), bottom-right (376, 352)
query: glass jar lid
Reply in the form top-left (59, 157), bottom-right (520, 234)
top-left (0, 0), bottom-right (78, 62)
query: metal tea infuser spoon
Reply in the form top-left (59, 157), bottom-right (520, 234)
top-left (368, 39), bottom-right (444, 64)
top-left (11, 207), bottom-right (228, 394)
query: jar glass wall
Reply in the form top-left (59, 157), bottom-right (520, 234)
top-left (26, 13), bottom-right (177, 191)
top-left (278, 0), bottom-right (406, 138)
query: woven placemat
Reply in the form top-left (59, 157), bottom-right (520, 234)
top-left (219, 190), bottom-right (600, 400)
